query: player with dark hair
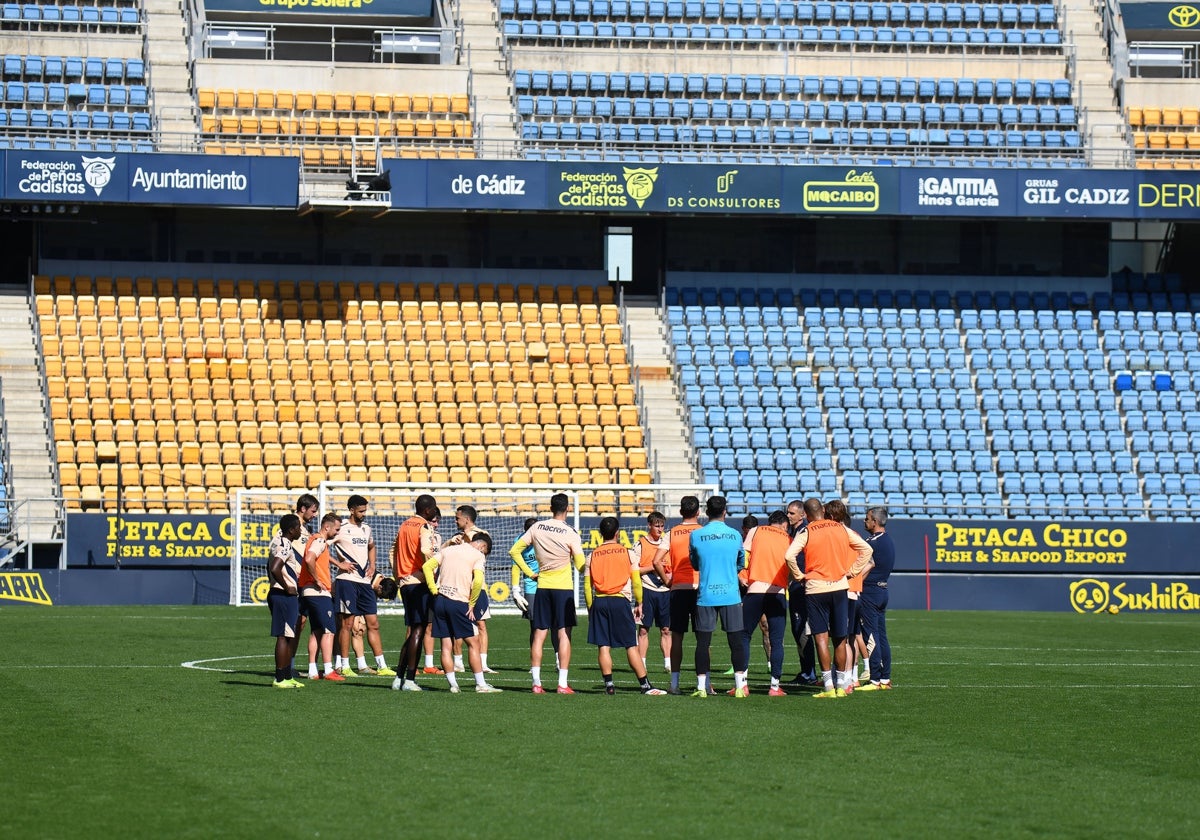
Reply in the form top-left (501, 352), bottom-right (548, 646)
top-left (420, 508), bottom-right (446, 675)
top-left (632, 510), bottom-right (671, 673)
top-left (391, 493), bottom-right (440, 691)
top-left (349, 574), bottom-right (398, 669)
top-left (857, 506), bottom-right (895, 691)
top-left (423, 530), bottom-right (502, 693)
top-left (585, 517), bottom-right (666, 696)
top-left (331, 494), bottom-right (394, 677)
top-left (785, 498), bottom-right (873, 699)
top-left (688, 496), bottom-right (749, 698)
top-left (740, 509), bottom-right (792, 696)
top-left (299, 512), bottom-right (356, 681)
top-left (510, 492), bottom-right (586, 694)
top-left (655, 495), bottom-right (703, 695)
top-left (267, 513), bottom-right (305, 689)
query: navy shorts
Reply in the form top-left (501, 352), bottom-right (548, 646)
top-left (531, 588), bottom-right (577, 631)
top-left (807, 590), bottom-right (850, 639)
top-left (400, 582), bottom-right (431, 627)
top-left (640, 588), bottom-right (671, 629)
top-left (432, 595), bottom-right (477, 641)
top-left (669, 588), bottom-right (700, 633)
top-left (475, 588), bottom-right (491, 620)
top-left (268, 590), bottom-right (299, 639)
top-left (588, 597), bottom-right (638, 649)
top-left (847, 595), bottom-right (862, 638)
top-left (299, 593), bottom-right (336, 635)
top-left (695, 603), bottom-right (744, 634)
top-left (334, 579), bottom-right (378, 616)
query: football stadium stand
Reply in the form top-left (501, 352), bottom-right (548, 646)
top-left (35, 275), bottom-right (648, 512)
top-left (667, 281), bottom-right (1200, 519)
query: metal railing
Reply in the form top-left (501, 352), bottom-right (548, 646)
top-left (1127, 42), bottom-right (1200, 79)
top-left (198, 21), bottom-right (457, 64)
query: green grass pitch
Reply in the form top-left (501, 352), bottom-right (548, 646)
top-left (2, 607), bottom-right (1197, 839)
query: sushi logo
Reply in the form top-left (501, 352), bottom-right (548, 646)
top-left (1069, 578), bottom-right (1111, 614)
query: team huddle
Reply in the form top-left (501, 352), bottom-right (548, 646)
top-left (265, 491), bottom-right (896, 697)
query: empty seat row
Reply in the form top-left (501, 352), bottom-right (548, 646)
top-left (500, 0), bottom-right (1055, 26)
top-left (518, 96), bottom-right (1076, 126)
top-left (0, 109), bottom-right (152, 131)
top-left (201, 114), bottom-right (472, 139)
top-left (1128, 106), bottom-right (1200, 128)
top-left (0, 135), bottom-right (152, 152)
top-left (0, 4), bottom-right (140, 26)
top-left (34, 274), bottom-right (615, 306)
top-left (515, 69), bottom-right (1071, 102)
top-left (2, 54), bottom-right (143, 82)
top-left (665, 285), bottom-right (1186, 311)
top-left (3, 82), bottom-right (149, 107)
top-left (196, 88), bottom-right (468, 116)
top-left (523, 122), bottom-right (1079, 150)
top-left (503, 19), bottom-right (1061, 45)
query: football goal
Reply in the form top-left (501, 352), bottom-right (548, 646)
top-left (231, 482), bottom-right (718, 609)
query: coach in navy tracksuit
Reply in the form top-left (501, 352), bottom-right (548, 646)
top-left (857, 506), bottom-right (895, 690)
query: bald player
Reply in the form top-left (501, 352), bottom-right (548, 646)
top-left (390, 493), bottom-right (440, 691)
top-left (267, 513), bottom-right (305, 689)
top-left (510, 492), bottom-right (586, 694)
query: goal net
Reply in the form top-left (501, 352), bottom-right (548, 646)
top-left (231, 482), bottom-right (717, 610)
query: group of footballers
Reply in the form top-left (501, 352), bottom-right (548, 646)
top-left (266, 490), bottom-right (896, 697)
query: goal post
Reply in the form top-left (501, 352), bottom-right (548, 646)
top-left (231, 482), bottom-right (718, 610)
top-left (230, 488), bottom-right (306, 606)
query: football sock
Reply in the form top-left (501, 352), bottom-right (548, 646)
top-left (670, 671), bottom-right (680, 690)
top-left (602, 672), bottom-right (614, 689)
top-left (333, 656), bottom-right (343, 670)
top-left (822, 669), bottom-right (834, 690)
top-left (638, 675), bottom-right (652, 689)
top-left (558, 668), bottom-right (569, 688)
top-left (446, 672), bottom-right (459, 690)
top-left (696, 673), bottom-right (709, 692)
top-left (323, 662), bottom-right (333, 676)
top-left (481, 654), bottom-right (489, 669)
top-left (375, 655), bottom-right (387, 669)
top-left (454, 655), bottom-right (464, 671)
top-left (275, 668), bottom-right (290, 682)
top-left (770, 677), bottom-right (781, 689)
top-left (734, 672), bottom-right (747, 690)
top-left (357, 657), bottom-right (368, 670)
top-left (474, 671), bottom-right (487, 687)
top-left (424, 654), bottom-right (434, 668)
top-left (531, 665), bottom-right (542, 686)
top-left (308, 662), bottom-right (318, 678)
